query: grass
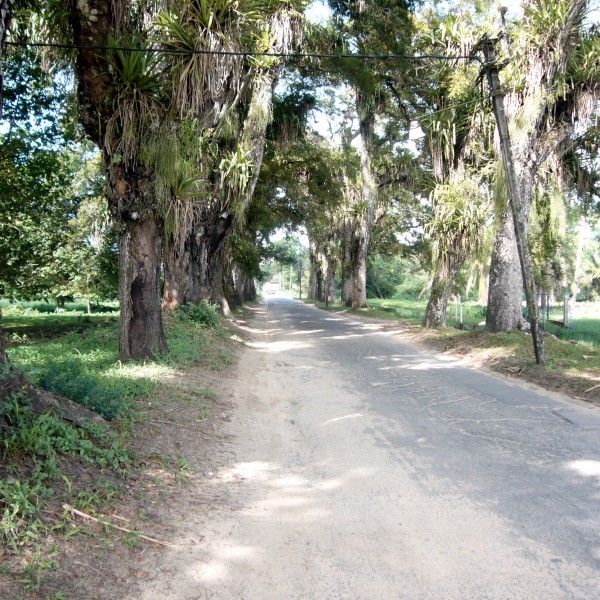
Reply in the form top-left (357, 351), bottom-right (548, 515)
top-left (0, 299), bottom-right (235, 595)
top-left (2, 300), bottom-right (119, 341)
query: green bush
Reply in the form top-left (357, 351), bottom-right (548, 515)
top-left (174, 301), bottom-right (221, 328)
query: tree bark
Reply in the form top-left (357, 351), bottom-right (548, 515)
top-left (423, 260), bottom-right (460, 328)
top-left (423, 267), bottom-right (450, 328)
top-left (340, 216), bottom-right (354, 307)
top-left (0, 0), bottom-right (16, 120)
top-left (352, 219), bottom-right (369, 308)
top-left (243, 274), bottom-right (256, 302)
top-left (162, 233), bottom-right (192, 310)
top-left (325, 253), bottom-right (337, 305)
top-left (486, 208), bottom-right (524, 331)
top-left (352, 88), bottom-right (377, 309)
top-left (0, 309), bottom-right (7, 365)
top-left (308, 238), bottom-right (323, 301)
top-left (118, 212), bottom-right (167, 361)
top-left (70, 1), bottom-right (169, 361)
top-left (482, 39), bottom-right (546, 364)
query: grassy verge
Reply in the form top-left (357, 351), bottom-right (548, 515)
top-left (0, 300), bottom-right (235, 595)
top-left (2, 301), bottom-right (119, 342)
top-left (303, 297), bottom-right (600, 403)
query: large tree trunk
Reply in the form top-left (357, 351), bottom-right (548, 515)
top-left (340, 217), bottom-right (354, 307)
top-left (352, 88), bottom-right (377, 309)
top-left (118, 213), bottom-right (168, 361)
top-left (308, 239), bottom-right (323, 301)
top-left (423, 260), bottom-right (460, 328)
top-left (162, 233), bottom-right (192, 310)
top-left (243, 275), bottom-right (256, 302)
top-left (325, 253), bottom-right (337, 305)
top-left (71, 1), bottom-right (168, 361)
top-left (486, 208), bottom-right (524, 331)
top-left (484, 0), bottom-right (587, 341)
top-left (352, 219), bottom-right (369, 308)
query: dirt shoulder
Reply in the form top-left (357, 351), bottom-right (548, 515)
top-left (1, 321), bottom-right (248, 600)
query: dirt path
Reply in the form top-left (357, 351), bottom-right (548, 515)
top-left (114, 298), bottom-right (600, 600)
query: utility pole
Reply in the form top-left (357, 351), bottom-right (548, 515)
top-left (480, 37), bottom-right (546, 365)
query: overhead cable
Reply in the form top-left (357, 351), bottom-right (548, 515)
top-left (5, 40), bottom-right (480, 63)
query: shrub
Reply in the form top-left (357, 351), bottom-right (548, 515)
top-left (174, 301), bottom-right (221, 328)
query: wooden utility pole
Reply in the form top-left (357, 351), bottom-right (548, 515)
top-left (480, 38), bottom-right (546, 365)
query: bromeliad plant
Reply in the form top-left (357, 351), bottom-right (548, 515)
top-left (104, 37), bottom-right (168, 167)
top-left (422, 173), bottom-right (492, 328)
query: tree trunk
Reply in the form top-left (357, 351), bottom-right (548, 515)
top-left (309, 246), bottom-right (325, 301)
top-left (162, 233), bottom-right (192, 310)
top-left (118, 213), bottom-right (168, 362)
top-left (423, 260), bottom-right (459, 328)
top-left (571, 217), bottom-right (585, 309)
top-left (243, 275), bottom-right (256, 302)
top-left (486, 209), bottom-right (524, 331)
top-left (70, 2), bottom-right (168, 361)
top-left (352, 219), bottom-right (369, 308)
top-left (339, 215), bottom-right (354, 307)
top-left (0, 0), bottom-right (16, 120)
top-left (325, 254), bottom-right (337, 305)
top-left (352, 87), bottom-right (377, 309)
top-left (0, 309), bottom-right (7, 365)
top-left (188, 13), bottom-right (291, 312)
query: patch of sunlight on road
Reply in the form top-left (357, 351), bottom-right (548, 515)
top-left (267, 475), bottom-right (310, 488)
top-left (252, 494), bottom-right (314, 510)
top-left (249, 340), bottom-right (313, 353)
top-left (289, 329), bottom-right (325, 336)
top-left (189, 461), bottom-right (382, 590)
top-left (565, 459), bottom-right (600, 478)
top-left (314, 479), bottom-right (343, 490)
top-left (319, 333), bottom-right (371, 340)
top-left (196, 560), bottom-right (228, 582)
top-left (365, 353), bottom-right (457, 371)
top-left (194, 545), bottom-right (259, 583)
top-left (320, 412), bottom-right (364, 426)
top-left (389, 361), bottom-right (457, 371)
top-left (219, 461), bottom-right (279, 482)
top-left (235, 324), bottom-right (283, 336)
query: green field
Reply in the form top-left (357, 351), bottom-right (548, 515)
top-left (1, 300), bottom-right (119, 341)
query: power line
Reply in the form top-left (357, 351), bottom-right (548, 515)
top-left (5, 40), bottom-right (481, 63)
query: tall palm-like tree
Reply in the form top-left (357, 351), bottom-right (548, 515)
top-left (159, 0), bottom-right (304, 313)
top-left (486, 0), bottom-right (598, 331)
top-left (422, 175), bottom-right (491, 327)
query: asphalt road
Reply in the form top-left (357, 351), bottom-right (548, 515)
top-left (137, 297), bottom-right (600, 599)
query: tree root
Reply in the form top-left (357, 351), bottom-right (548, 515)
top-left (0, 366), bottom-right (106, 426)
